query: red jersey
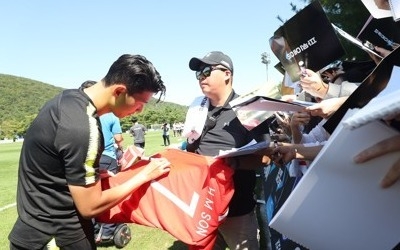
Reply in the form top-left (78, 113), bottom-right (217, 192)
top-left (97, 149), bottom-right (235, 249)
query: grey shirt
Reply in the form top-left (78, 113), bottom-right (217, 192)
top-left (130, 123), bottom-right (146, 143)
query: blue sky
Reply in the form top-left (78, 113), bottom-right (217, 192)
top-left (1, 0), bottom-right (307, 105)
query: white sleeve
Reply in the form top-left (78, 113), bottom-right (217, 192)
top-left (325, 81), bottom-right (360, 99)
top-left (300, 120), bottom-right (330, 144)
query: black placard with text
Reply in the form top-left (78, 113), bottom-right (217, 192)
top-left (269, 1), bottom-right (345, 82)
top-left (357, 15), bottom-right (400, 52)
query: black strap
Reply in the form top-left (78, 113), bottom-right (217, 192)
top-left (188, 91), bottom-right (236, 153)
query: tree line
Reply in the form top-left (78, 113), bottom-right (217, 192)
top-left (0, 74), bottom-right (187, 139)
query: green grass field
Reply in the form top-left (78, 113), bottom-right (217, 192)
top-left (0, 130), bottom-right (188, 250)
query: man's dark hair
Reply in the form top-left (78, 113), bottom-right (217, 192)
top-left (79, 80), bottom-right (96, 89)
top-left (103, 54), bottom-right (166, 102)
top-left (131, 117), bottom-right (138, 123)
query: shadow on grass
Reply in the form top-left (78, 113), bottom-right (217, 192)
top-left (168, 240), bottom-right (188, 250)
top-left (96, 240), bottom-right (116, 248)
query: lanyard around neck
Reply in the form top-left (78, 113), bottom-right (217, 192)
top-left (209, 90), bottom-right (235, 117)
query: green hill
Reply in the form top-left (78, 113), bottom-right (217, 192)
top-left (0, 74), bottom-right (64, 122)
top-left (0, 74), bottom-right (187, 139)
top-left (0, 74), bottom-right (64, 139)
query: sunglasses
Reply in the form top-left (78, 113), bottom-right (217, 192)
top-left (195, 66), bottom-right (228, 80)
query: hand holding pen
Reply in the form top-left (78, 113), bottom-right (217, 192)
top-left (272, 140), bottom-right (286, 166)
top-left (271, 141), bottom-right (297, 167)
top-left (299, 60), bottom-right (308, 77)
top-left (298, 68), bottom-right (328, 99)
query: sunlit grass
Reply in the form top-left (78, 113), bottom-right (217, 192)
top-left (0, 131), bottom-right (187, 250)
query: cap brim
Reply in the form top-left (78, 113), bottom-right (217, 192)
top-left (189, 57), bottom-right (203, 71)
top-left (189, 57), bottom-right (219, 71)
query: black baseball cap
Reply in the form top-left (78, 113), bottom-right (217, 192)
top-left (189, 51), bottom-right (234, 74)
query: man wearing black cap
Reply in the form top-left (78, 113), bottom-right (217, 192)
top-left (184, 51), bottom-right (262, 249)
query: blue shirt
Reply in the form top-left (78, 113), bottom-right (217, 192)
top-left (100, 113), bottom-right (122, 159)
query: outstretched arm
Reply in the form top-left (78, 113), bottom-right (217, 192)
top-left (69, 157), bottom-right (171, 218)
top-left (270, 143), bottom-right (324, 166)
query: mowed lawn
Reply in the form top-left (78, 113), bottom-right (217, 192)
top-left (0, 130), bottom-right (188, 250)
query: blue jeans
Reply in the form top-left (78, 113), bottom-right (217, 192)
top-left (96, 155), bottom-right (120, 238)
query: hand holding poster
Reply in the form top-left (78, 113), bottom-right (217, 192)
top-left (323, 46), bottom-right (400, 134)
top-left (229, 91), bottom-right (310, 131)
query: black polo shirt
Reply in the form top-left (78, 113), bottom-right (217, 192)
top-left (9, 89), bottom-right (103, 248)
top-left (193, 93), bottom-right (257, 217)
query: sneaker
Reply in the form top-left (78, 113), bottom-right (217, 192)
top-left (95, 233), bottom-right (113, 243)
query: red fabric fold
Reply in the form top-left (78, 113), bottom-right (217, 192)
top-left (96, 149), bottom-right (234, 248)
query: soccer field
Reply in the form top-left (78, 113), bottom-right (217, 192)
top-left (0, 130), bottom-right (188, 250)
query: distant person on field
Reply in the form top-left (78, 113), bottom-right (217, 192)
top-left (129, 117), bottom-right (146, 149)
top-left (172, 122), bottom-right (178, 137)
top-left (162, 123), bottom-right (170, 146)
